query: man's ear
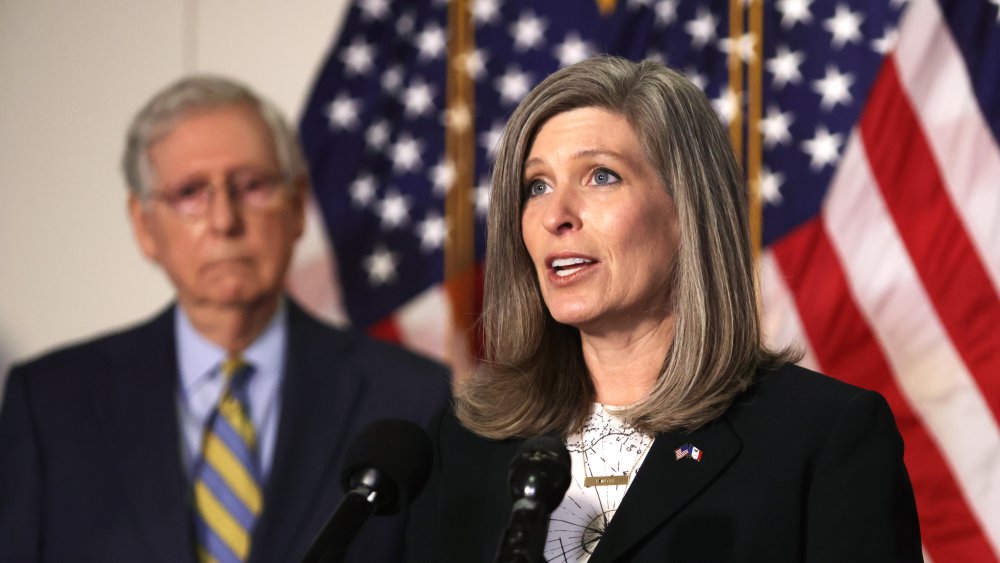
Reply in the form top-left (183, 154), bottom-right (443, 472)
top-left (128, 194), bottom-right (161, 263)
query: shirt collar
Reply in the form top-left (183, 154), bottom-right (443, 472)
top-left (175, 301), bottom-right (287, 395)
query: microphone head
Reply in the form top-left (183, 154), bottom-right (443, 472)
top-left (340, 418), bottom-right (433, 516)
top-left (507, 436), bottom-right (572, 512)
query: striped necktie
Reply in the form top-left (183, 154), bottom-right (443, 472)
top-left (193, 356), bottom-right (263, 563)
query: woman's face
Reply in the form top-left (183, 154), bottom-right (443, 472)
top-left (521, 107), bottom-right (681, 335)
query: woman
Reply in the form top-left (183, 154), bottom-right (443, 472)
top-left (408, 57), bottom-right (921, 562)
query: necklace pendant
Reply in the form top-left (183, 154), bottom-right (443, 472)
top-left (584, 474), bottom-right (629, 487)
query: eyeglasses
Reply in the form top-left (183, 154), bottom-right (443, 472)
top-left (149, 171), bottom-right (286, 217)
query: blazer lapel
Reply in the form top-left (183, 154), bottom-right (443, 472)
top-left (588, 418), bottom-right (742, 563)
top-left (249, 303), bottom-right (364, 563)
top-left (95, 307), bottom-right (195, 563)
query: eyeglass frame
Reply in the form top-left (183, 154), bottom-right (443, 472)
top-left (145, 169), bottom-right (293, 218)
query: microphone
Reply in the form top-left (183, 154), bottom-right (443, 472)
top-left (494, 436), bottom-right (572, 563)
top-left (300, 418), bottom-right (433, 563)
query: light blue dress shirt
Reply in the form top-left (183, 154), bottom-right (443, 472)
top-left (175, 302), bottom-right (286, 481)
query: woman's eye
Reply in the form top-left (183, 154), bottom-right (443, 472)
top-left (527, 180), bottom-right (551, 197)
top-left (591, 168), bottom-right (621, 186)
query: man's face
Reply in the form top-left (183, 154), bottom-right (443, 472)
top-left (129, 104), bottom-right (305, 313)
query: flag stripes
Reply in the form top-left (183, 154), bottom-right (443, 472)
top-left (860, 59), bottom-right (1000, 426)
top-left (893, 0), bottom-right (1000, 291)
top-left (769, 220), bottom-right (996, 562)
top-left (761, 0), bottom-right (1000, 557)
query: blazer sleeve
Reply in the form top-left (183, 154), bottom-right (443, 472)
top-left (0, 368), bottom-right (43, 562)
top-left (805, 389), bottom-right (923, 562)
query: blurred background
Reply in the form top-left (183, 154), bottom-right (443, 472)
top-left (0, 0), bottom-right (351, 378)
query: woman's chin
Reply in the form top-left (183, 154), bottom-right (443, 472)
top-left (548, 306), bottom-right (600, 330)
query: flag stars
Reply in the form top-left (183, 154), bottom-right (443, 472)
top-left (760, 106), bottom-right (794, 149)
top-left (390, 134), bottom-right (423, 173)
top-left (684, 67), bottom-right (707, 91)
top-left (509, 12), bottom-right (547, 51)
top-left (382, 65), bottom-right (404, 94)
top-left (402, 79), bottom-right (436, 118)
top-left (430, 159), bottom-right (456, 196)
top-left (475, 177), bottom-right (491, 217)
top-left (712, 88), bottom-right (740, 125)
top-left (358, 0), bottom-right (390, 21)
top-left (366, 120), bottom-right (390, 151)
top-left (396, 12), bottom-right (417, 37)
top-left (813, 65), bottom-right (854, 110)
top-left (457, 48), bottom-right (488, 80)
top-left (480, 120), bottom-right (505, 159)
top-left (871, 27), bottom-right (898, 54)
top-left (685, 8), bottom-right (718, 49)
top-left (349, 174), bottom-right (377, 208)
top-left (720, 33), bottom-right (757, 63)
top-left (554, 34), bottom-right (593, 67)
top-left (776, 0), bottom-right (814, 28)
top-left (340, 38), bottom-right (375, 76)
top-left (645, 50), bottom-right (667, 66)
top-left (766, 45), bottom-right (804, 89)
top-left (363, 246), bottom-right (399, 286)
top-left (416, 24), bottom-right (447, 60)
top-left (378, 190), bottom-right (411, 229)
top-left (473, 0), bottom-right (502, 26)
top-left (654, 0), bottom-right (678, 26)
top-left (495, 66), bottom-right (533, 106)
top-left (801, 125), bottom-right (843, 170)
top-left (824, 4), bottom-right (864, 49)
top-left (759, 167), bottom-right (785, 205)
top-left (325, 94), bottom-right (361, 130)
top-left (416, 212), bottom-right (447, 252)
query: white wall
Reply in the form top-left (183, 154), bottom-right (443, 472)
top-left (0, 0), bottom-right (351, 382)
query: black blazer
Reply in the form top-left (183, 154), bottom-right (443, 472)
top-left (0, 300), bottom-right (450, 563)
top-left (408, 364), bottom-right (922, 562)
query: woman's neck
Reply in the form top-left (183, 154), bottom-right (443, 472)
top-left (580, 315), bottom-right (675, 406)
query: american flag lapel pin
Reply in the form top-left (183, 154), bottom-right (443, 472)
top-left (675, 442), bottom-right (704, 462)
top-left (675, 443), bottom-right (691, 460)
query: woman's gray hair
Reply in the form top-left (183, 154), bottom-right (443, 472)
top-left (457, 56), bottom-right (795, 439)
top-left (122, 75), bottom-right (307, 197)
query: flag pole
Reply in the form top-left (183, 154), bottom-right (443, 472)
top-left (748, 0), bottom-right (764, 258)
top-left (445, 0), bottom-right (477, 375)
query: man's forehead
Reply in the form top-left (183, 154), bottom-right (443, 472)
top-left (150, 103), bottom-right (267, 146)
top-left (147, 104), bottom-right (279, 175)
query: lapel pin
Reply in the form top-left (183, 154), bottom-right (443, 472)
top-left (674, 442), bottom-right (704, 462)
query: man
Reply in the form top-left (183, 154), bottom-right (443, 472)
top-left (0, 76), bottom-right (450, 562)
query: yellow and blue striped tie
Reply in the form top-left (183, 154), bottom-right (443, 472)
top-left (194, 356), bottom-right (262, 563)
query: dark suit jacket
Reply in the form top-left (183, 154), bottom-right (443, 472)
top-left (408, 364), bottom-right (922, 562)
top-left (0, 300), bottom-right (451, 563)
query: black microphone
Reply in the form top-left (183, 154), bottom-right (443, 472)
top-left (494, 436), bottom-right (572, 563)
top-left (300, 418), bottom-right (433, 563)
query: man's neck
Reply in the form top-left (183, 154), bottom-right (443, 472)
top-left (179, 296), bottom-right (281, 353)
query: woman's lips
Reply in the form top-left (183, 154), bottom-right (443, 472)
top-left (545, 254), bottom-right (598, 284)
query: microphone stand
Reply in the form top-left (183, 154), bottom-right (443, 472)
top-left (300, 469), bottom-right (383, 563)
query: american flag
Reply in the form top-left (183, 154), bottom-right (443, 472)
top-left (298, 0), bottom-right (1000, 559)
